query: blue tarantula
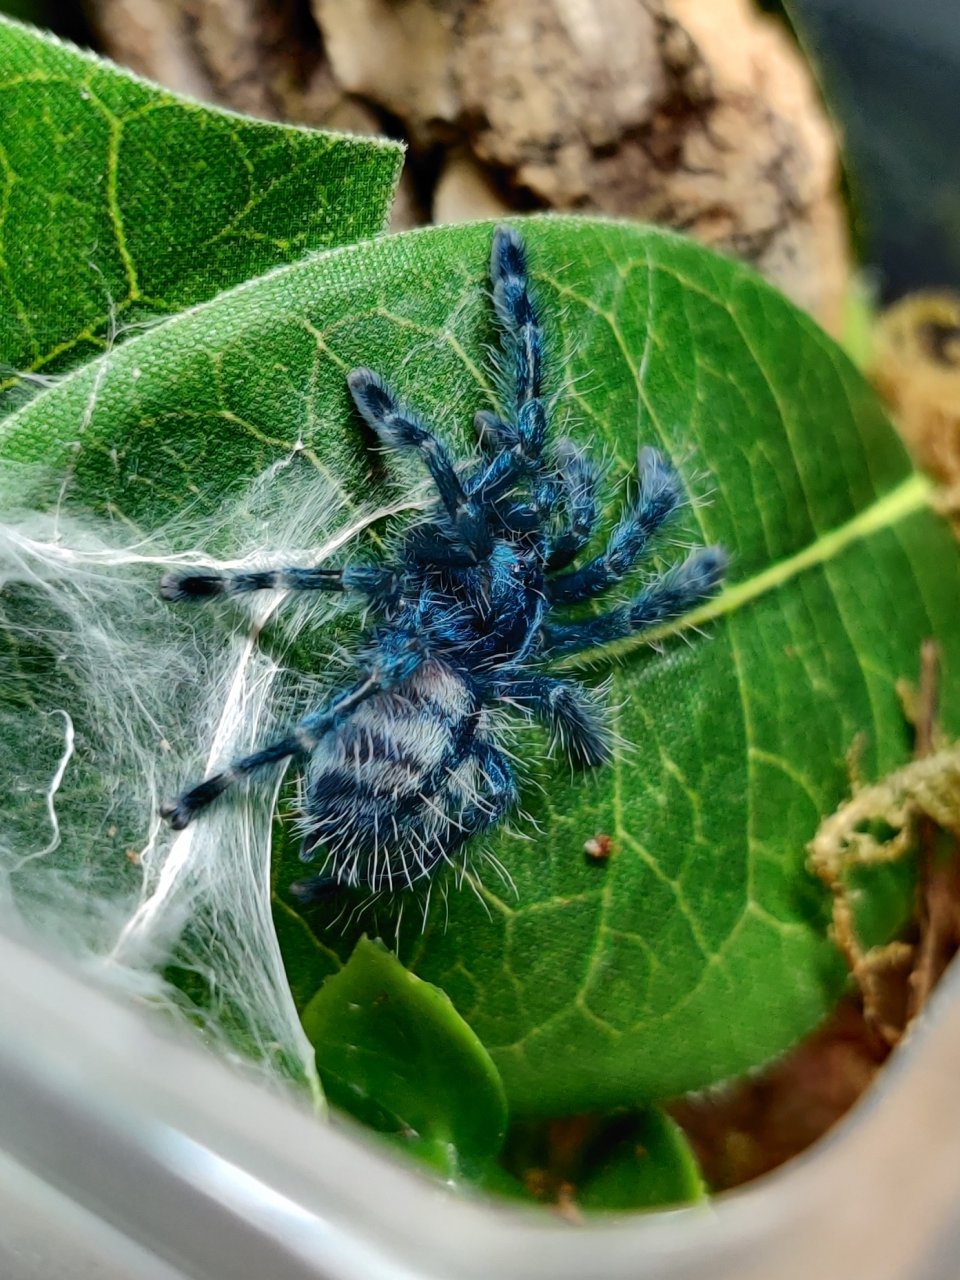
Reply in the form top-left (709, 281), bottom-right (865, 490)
top-left (160, 226), bottom-right (726, 897)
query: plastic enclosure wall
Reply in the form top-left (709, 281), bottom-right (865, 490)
top-left (0, 925), bottom-right (958, 1280)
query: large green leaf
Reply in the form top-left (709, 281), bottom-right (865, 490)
top-left (0, 16), bottom-right (402, 413)
top-left (3, 218), bottom-right (958, 1115)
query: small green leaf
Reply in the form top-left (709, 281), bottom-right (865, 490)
top-left (0, 15), bottom-right (402, 414)
top-left (577, 1110), bottom-right (706, 1212)
top-left (302, 937), bottom-right (508, 1177)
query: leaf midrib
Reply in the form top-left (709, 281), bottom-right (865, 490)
top-left (556, 471), bottom-right (934, 669)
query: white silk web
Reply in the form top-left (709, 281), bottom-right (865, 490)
top-left (0, 452), bottom-right (415, 1099)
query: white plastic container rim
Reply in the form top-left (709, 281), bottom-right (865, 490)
top-left (0, 922), bottom-right (958, 1280)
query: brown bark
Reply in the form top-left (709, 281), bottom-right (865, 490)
top-left (90, 0), bottom-right (849, 330)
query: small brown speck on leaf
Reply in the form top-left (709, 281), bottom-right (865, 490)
top-left (584, 833), bottom-right (614, 861)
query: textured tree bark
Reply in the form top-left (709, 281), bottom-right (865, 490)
top-left (89, 0), bottom-right (849, 330)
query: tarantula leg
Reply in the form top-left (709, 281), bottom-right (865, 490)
top-left (348, 367), bottom-right (491, 560)
top-left (471, 227), bottom-right (555, 488)
top-left (450, 743), bottom-right (518, 846)
top-left (160, 729), bottom-right (308, 829)
top-left (542, 545), bottom-right (728, 658)
top-left (160, 671), bottom-right (389, 830)
top-left (492, 674), bottom-right (612, 767)
top-left (548, 448), bottom-right (685, 604)
top-left (474, 409), bottom-right (519, 453)
top-left (628, 546), bottom-right (728, 629)
top-left (544, 441), bottom-right (603, 572)
top-left (491, 225), bottom-right (543, 412)
top-left (160, 564), bottom-right (395, 606)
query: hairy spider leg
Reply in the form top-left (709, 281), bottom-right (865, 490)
top-left (474, 408), bottom-right (520, 454)
top-left (547, 447), bottom-right (686, 604)
top-left (470, 229), bottom-right (593, 530)
top-left (490, 673), bottom-right (612, 767)
top-left (450, 740), bottom-right (519, 849)
top-left (543, 440), bottom-right (603, 572)
top-left (469, 227), bottom-right (585, 524)
top-left (542, 545), bottom-right (728, 658)
top-left (491, 226), bottom-right (543, 408)
top-left (158, 564), bottom-right (396, 606)
top-left (160, 675), bottom-right (381, 829)
top-left (160, 622), bottom-right (433, 829)
top-left (490, 225), bottom-right (547, 461)
top-left (485, 231), bottom-right (603, 560)
top-left (474, 227), bottom-right (547, 447)
top-left (348, 368), bottom-right (491, 562)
